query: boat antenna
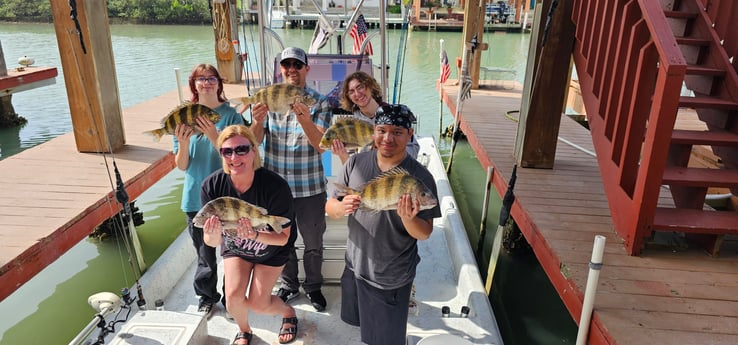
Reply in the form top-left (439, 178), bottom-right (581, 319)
top-left (391, 0), bottom-right (412, 104)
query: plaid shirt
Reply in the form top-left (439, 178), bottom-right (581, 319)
top-left (262, 87), bottom-right (332, 198)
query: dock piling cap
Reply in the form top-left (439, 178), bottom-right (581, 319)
top-left (417, 334), bottom-right (474, 345)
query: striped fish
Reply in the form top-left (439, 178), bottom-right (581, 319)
top-left (193, 196), bottom-right (289, 235)
top-left (334, 167), bottom-right (438, 211)
top-left (231, 83), bottom-right (317, 115)
top-left (319, 116), bottom-right (374, 150)
top-left (143, 103), bottom-right (221, 142)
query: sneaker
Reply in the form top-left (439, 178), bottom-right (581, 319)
top-left (197, 300), bottom-right (214, 315)
top-left (276, 288), bottom-right (300, 303)
top-left (306, 290), bottom-right (327, 312)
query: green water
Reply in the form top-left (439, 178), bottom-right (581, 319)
top-left (0, 22), bottom-right (575, 344)
top-left (445, 140), bottom-right (578, 344)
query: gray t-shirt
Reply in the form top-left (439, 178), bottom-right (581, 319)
top-left (334, 151), bottom-right (441, 289)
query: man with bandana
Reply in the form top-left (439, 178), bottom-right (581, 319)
top-left (325, 104), bottom-right (441, 345)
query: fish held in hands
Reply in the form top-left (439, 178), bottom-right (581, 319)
top-left (334, 167), bottom-right (438, 211)
top-left (193, 196), bottom-right (289, 235)
top-left (319, 116), bottom-right (374, 150)
top-left (231, 83), bottom-right (317, 114)
top-left (143, 103), bottom-right (221, 142)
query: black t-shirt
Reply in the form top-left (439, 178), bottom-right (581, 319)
top-left (201, 167), bottom-right (296, 266)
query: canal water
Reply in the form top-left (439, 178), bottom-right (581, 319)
top-left (0, 23), bottom-right (575, 344)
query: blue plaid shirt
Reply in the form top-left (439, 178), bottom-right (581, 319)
top-left (262, 87), bottom-right (332, 198)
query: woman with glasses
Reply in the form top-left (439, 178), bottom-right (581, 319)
top-left (174, 64), bottom-right (244, 316)
top-left (201, 125), bottom-right (298, 345)
top-left (334, 71), bottom-right (419, 164)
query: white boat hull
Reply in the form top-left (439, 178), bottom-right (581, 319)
top-left (83, 138), bottom-right (502, 345)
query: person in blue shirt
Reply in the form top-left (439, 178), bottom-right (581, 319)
top-left (173, 64), bottom-right (244, 315)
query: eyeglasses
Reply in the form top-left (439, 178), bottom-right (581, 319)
top-left (219, 145), bottom-right (252, 158)
top-left (347, 83), bottom-right (366, 97)
top-left (194, 76), bottom-right (219, 84)
top-left (280, 60), bottom-right (305, 70)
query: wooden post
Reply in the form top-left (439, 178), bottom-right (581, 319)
top-left (516, 0), bottom-right (575, 169)
top-left (50, 0), bottom-right (124, 153)
top-left (212, 0), bottom-right (243, 84)
top-left (461, 0), bottom-right (488, 89)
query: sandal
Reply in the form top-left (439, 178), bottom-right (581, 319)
top-left (278, 316), bottom-right (298, 344)
top-left (232, 331), bottom-right (252, 345)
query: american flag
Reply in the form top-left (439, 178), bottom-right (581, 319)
top-left (439, 49), bottom-right (451, 84)
top-left (350, 14), bottom-right (373, 55)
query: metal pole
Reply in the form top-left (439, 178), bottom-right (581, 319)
top-left (576, 235), bottom-right (607, 345)
top-left (445, 42), bottom-right (470, 173)
top-left (476, 166), bottom-right (493, 258)
top-left (439, 39), bottom-right (445, 138)
top-left (174, 68), bottom-right (184, 104)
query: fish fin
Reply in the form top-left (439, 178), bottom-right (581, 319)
top-left (332, 115), bottom-right (360, 124)
top-left (142, 129), bottom-right (164, 142)
top-left (368, 167), bottom-right (410, 184)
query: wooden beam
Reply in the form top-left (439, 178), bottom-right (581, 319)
top-left (212, 0), bottom-right (243, 84)
top-left (50, 0), bottom-right (124, 153)
top-left (517, 0), bottom-right (576, 168)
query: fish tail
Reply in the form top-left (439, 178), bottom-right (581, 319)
top-left (333, 183), bottom-right (358, 198)
top-left (142, 129), bottom-right (165, 142)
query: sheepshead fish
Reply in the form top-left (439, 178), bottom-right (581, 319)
top-left (193, 196), bottom-right (289, 235)
top-left (143, 103), bottom-right (221, 142)
top-left (334, 167), bottom-right (438, 211)
top-left (232, 83), bottom-right (317, 115)
top-left (319, 116), bottom-right (374, 150)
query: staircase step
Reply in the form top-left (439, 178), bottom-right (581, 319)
top-left (685, 64), bottom-right (726, 77)
top-left (653, 207), bottom-right (738, 234)
top-left (678, 95), bottom-right (738, 110)
top-left (662, 166), bottom-right (738, 187)
top-left (663, 10), bottom-right (699, 19)
top-left (676, 37), bottom-right (711, 46)
top-left (671, 129), bottom-right (738, 146)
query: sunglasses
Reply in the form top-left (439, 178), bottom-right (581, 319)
top-left (280, 60), bottom-right (305, 70)
top-left (219, 145), bottom-right (252, 158)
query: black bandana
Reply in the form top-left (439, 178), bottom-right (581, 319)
top-left (374, 104), bottom-right (416, 129)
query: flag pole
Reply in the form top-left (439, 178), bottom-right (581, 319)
top-left (439, 39), bottom-right (445, 138)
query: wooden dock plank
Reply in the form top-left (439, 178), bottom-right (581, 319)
top-left (0, 85), bottom-right (245, 302)
top-left (438, 80), bottom-right (738, 344)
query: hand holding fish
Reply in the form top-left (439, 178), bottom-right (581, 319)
top-left (331, 139), bottom-right (350, 164)
top-left (251, 103), bottom-right (268, 123)
top-left (292, 102), bottom-right (311, 123)
top-left (202, 215), bottom-right (224, 247)
top-left (174, 124), bottom-right (194, 144)
top-left (194, 116), bottom-right (218, 144)
top-left (396, 193), bottom-right (420, 220)
top-left (332, 194), bottom-right (361, 218)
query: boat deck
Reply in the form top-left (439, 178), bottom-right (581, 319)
top-left (0, 85), bottom-right (242, 302)
top-left (438, 81), bottom-right (738, 344)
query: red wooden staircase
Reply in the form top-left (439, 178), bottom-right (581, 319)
top-left (572, 0), bottom-right (738, 255)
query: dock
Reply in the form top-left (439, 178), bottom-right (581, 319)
top-left (0, 84), bottom-right (243, 302)
top-left (439, 81), bottom-right (738, 344)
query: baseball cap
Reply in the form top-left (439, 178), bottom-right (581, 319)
top-left (280, 47), bottom-right (308, 65)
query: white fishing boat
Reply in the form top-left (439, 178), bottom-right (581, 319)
top-left (70, 1), bottom-right (502, 344)
top-left (71, 137), bottom-right (502, 345)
